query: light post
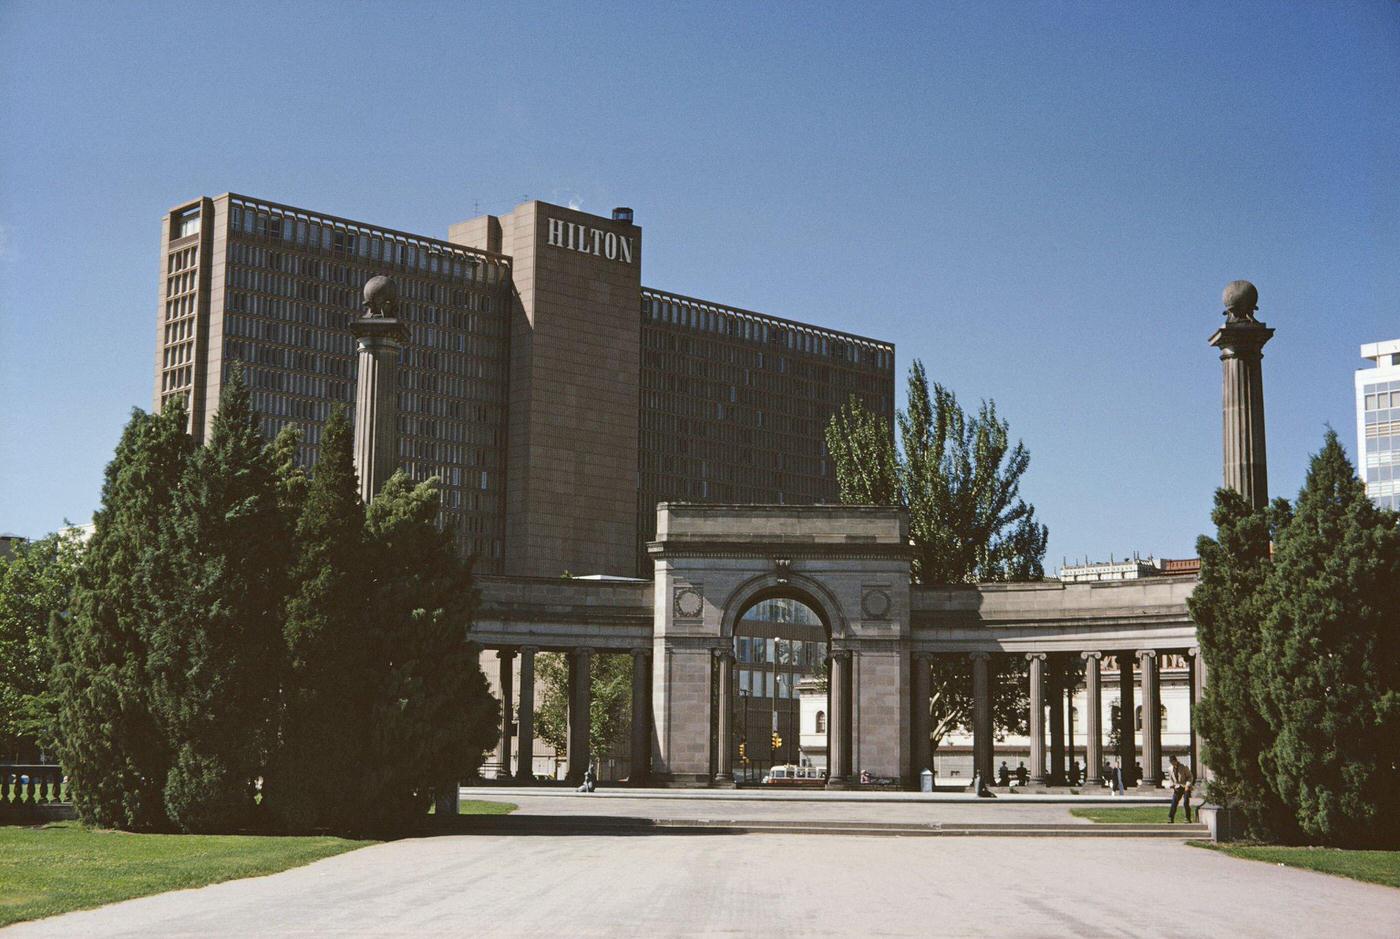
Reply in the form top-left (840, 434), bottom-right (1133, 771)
top-left (739, 689), bottom-right (751, 782)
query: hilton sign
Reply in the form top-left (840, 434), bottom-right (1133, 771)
top-left (547, 218), bottom-right (635, 264)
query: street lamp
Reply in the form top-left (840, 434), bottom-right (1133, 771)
top-left (739, 689), bottom-right (751, 782)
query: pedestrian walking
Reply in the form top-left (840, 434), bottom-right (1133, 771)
top-left (1167, 755), bottom-right (1193, 822)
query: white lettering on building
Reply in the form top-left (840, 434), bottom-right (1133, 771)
top-left (545, 217), bottom-right (635, 264)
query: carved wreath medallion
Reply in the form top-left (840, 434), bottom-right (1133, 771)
top-left (674, 587), bottom-right (703, 619)
top-left (861, 588), bottom-right (892, 620)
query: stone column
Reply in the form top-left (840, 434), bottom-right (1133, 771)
top-left (713, 650), bottom-right (735, 786)
top-left (826, 651), bottom-right (851, 788)
top-left (1138, 651), bottom-right (1161, 787)
top-left (970, 652), bottom-right (994, 786)
top-left (350, 277), bottom-right (409, 505)
top-left (515, 647), bottom-right (536, 783)
top-left (1047, 658), bottom-right (1066, 786)
top-left (1027, 653), bottom-right (1047, 785)
top-left (911, 653), bottom-right (932, 781)
top-left (1118, 653), bottom-right (1135, 783)
top-left (1209, 281), bottom-right (1275, 511)
top-left (1082, 652), bottom-right (1103, 787)
top-left (629, 648), bottom-right (651, 785)
top-left (497, 648), bottom-right (515, 779)
top-left (1188, 646), bottom-right (1207, 782)
top-left (567, 648), bottom-right (593, 784)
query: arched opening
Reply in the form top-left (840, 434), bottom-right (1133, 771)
top-left (727, 595), bottom-right (829, 784)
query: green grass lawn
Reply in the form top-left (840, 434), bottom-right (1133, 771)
top-left (456, 799), bottom-right (516, 815)
top-left (0, 821), bottom-right (376, 928)
top-left (1194, 843), bottom-right (1400, 889)
top-left (427, 799), bottom-right (517, 815)
top-left (1069, 806), bottom-right (1181, 824)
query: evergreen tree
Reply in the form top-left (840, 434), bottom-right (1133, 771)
top-left (0, 530), bottom-right (82, 759)
top-left (1256, 431), bottom-right (1400, 847)
top-left (360, 471), bottom-right (498, 830)
top-left (266, 423), bottom-right (309, 522)
top-left (149, 367), bottom-right (289, 832)
top-left (1189, 488), bottom-right (1295, 840)
top-left (51, 402), bottom-right (192, 829)
top-left (266, 408), bottom-right (372, 832)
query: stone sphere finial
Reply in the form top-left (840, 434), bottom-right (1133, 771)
top-left (362, 275), bottom-right (398, 318)
top-left (1222, 280), bottom-right (1259, 323)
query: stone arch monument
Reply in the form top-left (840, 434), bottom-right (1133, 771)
top-left (647, 504), bottom-right (912, 788)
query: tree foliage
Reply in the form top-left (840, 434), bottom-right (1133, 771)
top-left (149, 367), bottom-right (289, 833)
top-left (1193, 431), bottom-right (1400, 848)
top-left (51, 402), bottom-right (193, 829)
top-left (360, 470), bottom-right (498, 829)
top-left (265, 407), bottom-right (373, 833)
top-left (535, 652), bottom-right (632, 770)
top-left (0, 530), bottom-right (82, 759)
top-left (1190, 488), bottom-right (1294, 839)
top-left (826, 359), bottom-right (1046, 755)
top-left (1256, 432), bottom-right (1400, 847)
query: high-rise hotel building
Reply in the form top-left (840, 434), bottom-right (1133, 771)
top-left (154, 195), bottom-right (895, 576)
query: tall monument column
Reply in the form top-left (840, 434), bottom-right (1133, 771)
top-left (351, 275), bottom-right (410, 504)
top-left (1209, 280), bottom-right (1275, 510)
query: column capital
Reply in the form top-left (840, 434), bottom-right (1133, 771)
top-left (1187, 646), bottom-right (1201, 658)
top-left (496, 646), bottom-right (516, 659)
top-left (712, 648), bottom-right (735, 663)
top-left (913, 651), bottom-right (933, 666)
top-left (1025, 652), bottom-right (1047, 663)
top-left (573, 646), bottom-right (595, 659)
top-left (519, 644), bottom-right (540, 655)
top-left (631, 647), bottom-right (651, 659)
top-left (1080, 650), bottom-right (1103, 662)
top-left (968, 651), bottom-right (991, 663)
top-left (1137, 649), bottom-right (1158, 662)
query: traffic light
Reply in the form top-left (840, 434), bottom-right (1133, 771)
top-left (738, 741), bottom-right (748, 763)
top-left (771, 731), bottom-right (783, 751)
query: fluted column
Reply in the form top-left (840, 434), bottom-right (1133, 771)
top-left (515, 646), bottom-right (536, 783)
top-left (911, 653), bottom-right (932, 782)
top-left (827, 651), bottom-right (851, 788)
top-left (629, 648), bottom-right (651, 785)
top-left (1209, 283), bottom-right (1274, 511)
top-left (497, 648), bottom-right (515, 779)
top-left (349, 313), bottom-right (409, 504)
top-left (1188, 646), bottom-right (1207, 782)
top-left (566, 648), bottom-right (593, 783)
top-left (1138, 651), bottom-right (1161, 787)
top-left (1026, 653), bottom-right (1047, 785)
top-left (1047, 658), bottom-right (1066, 785)
top-left (970, 652), bottom-right (994, 786)
top-left (1118, 653), bottom-right (1135, 783)
top-left (714, 650), bottom-right (735, 785)
top-left (1082, 652), bottom-right (1103, 786)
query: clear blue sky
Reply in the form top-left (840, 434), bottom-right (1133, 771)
top-left (1, 1), bottom-right (1396, 570)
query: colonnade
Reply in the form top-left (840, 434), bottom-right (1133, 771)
top-left (911, 646), bottom-right (1205, 789)
top-left (486, 645), bottom-right (654, 784)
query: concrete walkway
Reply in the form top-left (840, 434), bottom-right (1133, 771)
top-left (463, 786), bottom-right (1166, 825)
top-left (7, 832), bottom-right (1397, 937)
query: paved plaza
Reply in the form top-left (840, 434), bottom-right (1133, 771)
top-left (8, 796), bottom-right (1398, 938)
